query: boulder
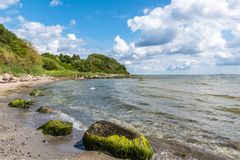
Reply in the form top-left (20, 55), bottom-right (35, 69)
top-left (36, 107), bottom-right (54, 114)
top-left (8, 98), bottom-right (33, 109)
top-left (30, 89), bottom-right (44, 96)
top-left (37, 120), bottom-right (73, 136)
top-left (82, 121), bottom-right (154, 160)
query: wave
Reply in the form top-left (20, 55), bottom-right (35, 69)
top-left (55, 110), bottom-right (87, 131)
top-left (203, 94), bottom-right (240, 100)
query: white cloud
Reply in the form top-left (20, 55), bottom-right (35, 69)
top-left (13, 16), bottom-right (85, 54)
top-left (167, 59), bottom-right (199, 71)
top-left (113, 0), bottom-right (240, 74)
top-left (0, 0), bottom-right (19, 9)
top-left (70, 19), bottom-right (76, 27)
top-left (67, 34), bottom-right (76, 40)
top-left (0, 16), bottom-right (12, 24)
top-left (50, 0), bottom-right (62, 7)
top-left (113, 35), bottom-right (129, 55)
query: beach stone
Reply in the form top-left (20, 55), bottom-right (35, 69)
top-left (228, 141), bottom-right (240, 151)
top-left (37, 120), bottom-right (73, 136)
top-left (82, 121), bottom-right (154, 160)
top-left (8, 98), bottom-right (33, 109)
top-left (2, 73), bottom-right (13, 81)
top-left (36, 107), bottom-right (54, 114)
top-left (30, 89), bottom-right (43, 96)
top-left (19, 75), bottom-right (33, 82)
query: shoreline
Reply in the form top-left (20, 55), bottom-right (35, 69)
top-left (0, 78), bottom-right (117, 160)
top-left (0, 78), bottom-right (230, 160)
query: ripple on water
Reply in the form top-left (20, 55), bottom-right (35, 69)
top-left (203, 93), bottom-right (240, 100)
top-left (34, 76), bottom-right (240, 159)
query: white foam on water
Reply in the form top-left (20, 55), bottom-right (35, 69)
top-left (55, 110), bottom-right (87, 131)
top-left (90, 87), bottom-right (95, 90)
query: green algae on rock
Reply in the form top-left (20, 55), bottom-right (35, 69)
top-left (36, 107), bottom-right (54, 114)
top-left (37, 120), bottom-right (73, 136)
top-left (30, 89), bottom-right (44, 96)
top-left (8, 98), bottom-right (33, 109)
top-left (82, 121), bottom-right (154, 160)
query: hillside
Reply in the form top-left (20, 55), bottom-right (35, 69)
top-left (0, 24), bottom-right (43, 75)
top-left (0, 24), bottom-right (129, 77)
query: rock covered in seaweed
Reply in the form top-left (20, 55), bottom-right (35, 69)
top-left (37, 120), bottom-right (73, 136)
top-left (82, 121), bottom-right (154, 160)
top-left (36, 107), bottom-right (54, 114)
top-left (30, 89), bottom-right (43, 96)
top-left (8, 98), bottom-right (33, 109)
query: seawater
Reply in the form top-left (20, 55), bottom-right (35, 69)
top-left (31, 75), bottom-right (240, 159)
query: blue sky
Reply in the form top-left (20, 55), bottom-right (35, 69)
top-left (0, 0), bottom-right (240, 74)
top-left (16, 0), bottom-right (170, 50)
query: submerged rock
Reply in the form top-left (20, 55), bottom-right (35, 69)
top-left (228, 141), bottom-right (240, 151)
top-left (8, 98), bottom-right (33, 109)
top-left (82, 121), bottom-right (154, 160)
top-left (37, 120), bottom-right (73, 136)
top-left (30, 89), bottom-right (43, 96)
top-left (36, 107), bottom-right (54, 114)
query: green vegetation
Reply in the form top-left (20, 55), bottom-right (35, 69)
top-left (0, 24), bottom-right (129, 77)
top-left (37, 120), bottom-right (73, 136)
top-left (30, 89), bottom-right (44, 96)
top-left (83, 134), bottom-right (153, 160)
top-left (8, 98), bottom-right (33, 109)
top-left (0, 24), bottom-right (43, 75)
top-left (83, 121), bottom-right (154, 160)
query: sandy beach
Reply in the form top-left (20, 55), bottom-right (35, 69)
top-left (0, 79), bottom-right (118, 160)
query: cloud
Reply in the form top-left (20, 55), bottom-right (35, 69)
top-left (67, 34), bottom-right (76, 40)
top-left (113, 0), bottom-right (240, 73)
top-left (135, 28), bottom-right (176, 47)
top-left (0, 16), bottom-right (12, 24)
top-left (50, 0), bottom-right (62, 7)
top-left (167, 59), bottom-right (199, 71)
top-left (13, 16), bottom-right (85, 54)
top-left (70, 19), bottom-right (76, 27)
top-left (113, 35), bottom-right (129, 55)
top-left (0, 0), bottom-right (19, 9)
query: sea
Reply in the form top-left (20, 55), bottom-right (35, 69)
top-left (21, 75), bottom-right (240, 159)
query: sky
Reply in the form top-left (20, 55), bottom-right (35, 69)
top-left (0, 0), bottom-right (240, 75)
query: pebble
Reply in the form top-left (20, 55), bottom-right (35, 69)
top-left (21, 142), bottom-right (26, 145)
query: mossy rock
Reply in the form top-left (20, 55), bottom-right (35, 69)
top-left (82, 121), bottom-right (154, 160)
top-left (8, 98), bottom-right (33, 109)
top-left (30, 89), bottom-right (44, 96)
top-left (36, 107), bottom-right (54, 114)
top-left (37, 120), bottom-right (73, 136)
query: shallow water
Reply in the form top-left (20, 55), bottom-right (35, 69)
top-left (31, 75), bottom-right (239, 159)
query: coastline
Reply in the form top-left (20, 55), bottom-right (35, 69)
top-left (0, 77), bottom-right (231, 160)
top-left (0, 78), bottom-right (117, 160)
